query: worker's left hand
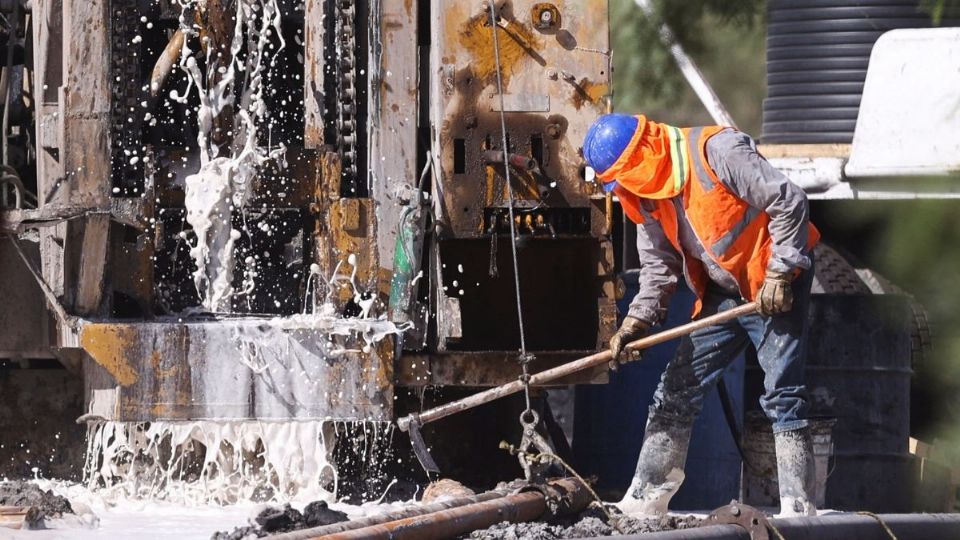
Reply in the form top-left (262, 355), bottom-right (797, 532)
top-left (758, 271), bottom-right (794, 315)
top-left (609, 316), bottom-right (650, 371)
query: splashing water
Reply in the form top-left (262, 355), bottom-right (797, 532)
top-left (77, 1), bottom-right (419, 509)
top-left (176, 0), bottom-right (287, 312)
top-left (82, 420), bottom-right (402, 506)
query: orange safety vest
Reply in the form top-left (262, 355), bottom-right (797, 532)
top-left (612, 125), bottom-right (820, 316)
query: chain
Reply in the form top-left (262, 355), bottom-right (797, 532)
top-left (322, 0), bottom-right (359, 190)
top-left (488, 2), bottom-right (534, 418)
top-left (334, 0), bottom-right (358, 185)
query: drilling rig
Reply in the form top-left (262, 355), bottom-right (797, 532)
top-left (0, 0), bottom-right (614, 496)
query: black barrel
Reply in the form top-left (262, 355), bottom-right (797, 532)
top-left (763, 1), bottom-right (958, 144)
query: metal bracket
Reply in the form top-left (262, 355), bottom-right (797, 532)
top-left (406, 413), bottom-right (441, 475)
top-left (516, 410), bottom-right (555, 482)
top-left (700, 502), bottom-right (770, 540)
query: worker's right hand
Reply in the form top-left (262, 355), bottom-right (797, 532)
top-left (609, 316), bottom-right (650, 371)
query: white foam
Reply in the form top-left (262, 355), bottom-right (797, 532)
top-left (177, 0), bottom-right (287, 312)
top-left (83, 420), bottom-right (338, 505)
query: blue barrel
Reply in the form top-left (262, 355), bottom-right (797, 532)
top-left (573, 272), bottom-right (745, 509)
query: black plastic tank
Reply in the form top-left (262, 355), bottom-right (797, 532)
top-left (745, 294), bottom-right (915, 512)
top-left (763, 0), bottom-right (958, 144)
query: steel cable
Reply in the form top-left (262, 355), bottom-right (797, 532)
top-left (488, 2), bottom-right (534, 416)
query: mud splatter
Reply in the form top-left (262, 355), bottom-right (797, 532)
top-left (457, 11), bottom-right (544, 86)
top-left (570, 79), bottom-right (609, 111)
top-left (213, 501), bottom-right (348, 539)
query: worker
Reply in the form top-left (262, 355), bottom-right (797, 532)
top-left (582, 114), bottom-right (820, 517)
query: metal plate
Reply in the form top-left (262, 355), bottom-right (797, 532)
top-left (80, 319), bottom-right (394, 422)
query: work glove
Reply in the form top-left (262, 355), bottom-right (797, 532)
top-left (609, 316), bottom-right (650, 371)
top-left (758, 271), bottom-right (794, 316)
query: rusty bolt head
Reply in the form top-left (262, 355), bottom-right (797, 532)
top-left (546, 124), bottom-right (562, 139)
top-left (540, 10), bottom-right (553, 23)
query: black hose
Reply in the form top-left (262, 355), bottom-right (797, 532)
top-left (762, 1), bottom-right (959, 144)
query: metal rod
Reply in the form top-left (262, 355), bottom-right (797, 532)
top-left (580, 513), bottom-right (960, 540)
top-left (315, 492), bottom-right (546, 540)
top-left (632, 0), bottom-right (737, 128)
top-left (399, 302), bottom-right (758, 432)
top-left (6, 236), bottom-right (73, 326)
top-left (149, 29), bottom-right (185, 98)
top-left (267, 491), bottom-right (507, 540)
top-left (488, 1), bottom-right (530, 359)
top-left (291, 478), bottom-right (592, 540)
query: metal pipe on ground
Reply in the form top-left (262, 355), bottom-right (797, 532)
top-left (266, 492), bottom-right (508, 540)
top-left (320, 491), bottom-right (545, 540)
top-left (587, 513), bottom-right (960, 540)
top-left (271, 478), bottom-right (592, 540)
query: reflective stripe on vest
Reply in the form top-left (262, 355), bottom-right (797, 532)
top-left (712, 206), bottom-right (762, 257)
top-left (667, 126), bottom-right (688, 193)
top-left (686, 126), bottom-right (714, 192)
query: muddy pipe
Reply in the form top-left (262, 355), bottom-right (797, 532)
top-left (268, 492), bottom-right (507, 540)
top-left (150, 30), bottom-right (185, 99)
top-left (273, 478), bottom-right (592, 540)
top-left (398, 302), bottom-right (759, 432)
top-left (481, 150), bottom-right (539, 173)
top-left (584, 513), bottom-right (960, 540)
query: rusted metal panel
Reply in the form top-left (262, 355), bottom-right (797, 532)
top-left (32, 0), bottom-right (64, 206)
top-left (369, 0), bottom-right (419, 274)
top-left (303, 0), bottom-right (325, 148)
top-left (430, 0), bottom-right (611, 238)
top-left (396, 351), bottom-right (607, 387)
top-left (74, 214), bottom-right (110, 316)
top-left (312, 152), bottom-right (382, 309)
top-left (58, 0), bottom-right (111, 210)
top-left (80, 320), bottom-right (394, 421)
top-left (425, 1), bottom-right (615, 364)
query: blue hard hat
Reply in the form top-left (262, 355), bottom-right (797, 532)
top-left (583, 114), bottom-right (639, 176)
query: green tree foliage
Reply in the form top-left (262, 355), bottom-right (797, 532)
top-left (922, 0), bottom-right (960, 24)
top-left (610, 0), bottom-right (766, 133)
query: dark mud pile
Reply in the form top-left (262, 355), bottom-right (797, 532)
top-left (212, 501), bottom-right (348, 540)
top-left (0, 481), bottom-right (74, 527)
top-left (467, 506), bottom-right (702, 539)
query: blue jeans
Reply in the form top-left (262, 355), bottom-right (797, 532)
top-left (650, 265), bottom-right (814, 434)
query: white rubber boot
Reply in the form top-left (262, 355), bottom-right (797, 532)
top-left (616, 415), bottom-right (693, 516)
top-left (774, 426), bottom-right (817, 517)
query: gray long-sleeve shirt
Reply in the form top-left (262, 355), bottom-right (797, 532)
top-left (627, 129), bottom-right (812, 325)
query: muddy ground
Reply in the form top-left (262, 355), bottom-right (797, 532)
top-left (212, 499), bottom-right (701, 539)
top-left (0, 480), bottom-right (75, 528)
top-left (212, 501), bottom-right (349, 539)
top-left (466, 506), bottom-right (702, 539)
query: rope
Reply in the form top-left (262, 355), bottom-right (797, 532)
top-left (767, 521), bottom-right (787, 540)
top-left (857, 511), bottom-right (898, 540)
top-left (532, 452), bottom-right (611, 519)
top-left (488, 2), bottom-right (534, 416)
